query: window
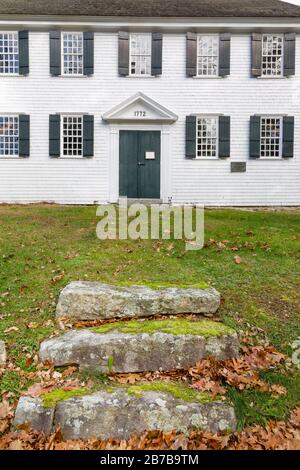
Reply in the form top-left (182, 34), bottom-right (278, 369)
top-left (0, 32), bottom-right (19, 74)
top-left (260, 117), bottom-right (282, 158)
top-left (197, 117), bottom-right (218, 158)
top-left (197, 35), bottom-right (219, 77)
top-left (62, 33), bottom-right (83, 75)
top-left (0, 116), bottom-right (19, 156)
top-left (262, 35), bottom-right (283, 77)
top-left (62, 115), bottom-right (83, 157)
top-left (130, 33), bottom-right (152, 76)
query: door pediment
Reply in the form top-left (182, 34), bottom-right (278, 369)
top-left (102, 92), bottom-right (178, 123)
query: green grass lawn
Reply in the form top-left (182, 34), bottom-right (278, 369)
top-left (0, 205), bottom-right (299, 428)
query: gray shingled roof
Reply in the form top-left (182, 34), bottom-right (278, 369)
top-left (1, 0), bottom-right (300, 18)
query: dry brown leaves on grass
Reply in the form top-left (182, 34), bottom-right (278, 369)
top-left (109, 344), bottom-right (287, 397)
top-left (0, 409), bottom-right (299, 450)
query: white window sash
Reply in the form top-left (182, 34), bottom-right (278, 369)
top-left (0, 31), bottom-right (19, 76)
top-left (261, 34), bottom-right (284, 78)
top-left (61, 32), bottom-right (84, 77)
top-left (196, 34), bottom-right (219, 78)
top-left (0, 114), bottom-right (19, 157)
top-left (260, 116), bottom-right (283, 158)
top-left (60, 114), bottom-right (83, 158)
top-left (195, 115), bottom-right (219, 159)
top-left (129, 33), bottom-right (152, 77)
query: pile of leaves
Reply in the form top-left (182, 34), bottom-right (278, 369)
top-left (0, 409), bottom-right (299, 450)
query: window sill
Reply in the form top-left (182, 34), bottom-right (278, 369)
top-left (54, 75), bottom-right (92, 78)
top-left (193, 76), bottom-right (223, 79)
top-left (194, 157), bottom-right (221, 161)
top-left (0, 157), bottom-right (21, 160)
top-left (51, 157), bottom-right (93, 160)
top-left (126, 75), bottom-right (157, 79)
top-left (256, 76), bottom-right (287, 80)
top-left (0, 74), bottom-right (24, 77)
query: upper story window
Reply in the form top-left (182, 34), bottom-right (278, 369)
top-left (260, 117), bottom-right (282, 158)
top-left (62, 33), bottom-right (83, 76)
top-left (0, 116), bottom-right (19, 156)
top-left (197, 35), bottom-right (219, 77)
top-left (62, 115), bottom-right (83, 157)
top-left (0, 32), bottom-right (19, 75)
top-left (262, 34), bottom-right (283, 77)
top-left (130, 33), bottom-right (152, 76)
top-left (197, 117), bottom-right (218, 158)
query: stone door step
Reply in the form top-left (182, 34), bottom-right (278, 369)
top-left (56, 282), bottom-right (221, 321)
top-left (39, 319), bottom-right (239, 374)
top-left (14, 388), bottom-right (237, 440)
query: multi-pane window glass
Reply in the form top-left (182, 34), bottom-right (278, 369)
top-left (130, 33), bottom-right (152, 76)
top-left (62, 116), bottom-right (83, 157)
top-left (62, 33), bottom-right (83, 75)
top-left (262, 35), bottom-right (283, 77)
top-left (0, 33), bottom-right (19, 74)
top-left (260, 117), bottom-right (282, 158)
top-left (0, 116), bottom-right (19, 156)
top-left (197, 117), bottom-right (218, 158)
top-left (197, 35), bottom-right (219, 77)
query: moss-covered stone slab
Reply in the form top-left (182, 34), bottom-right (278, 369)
top-left (14, 388), bottom-right (237, 440)
top-left (56, 282), bottom-right (220, 321)
top-left (39, 319), bottom-right (239, 373)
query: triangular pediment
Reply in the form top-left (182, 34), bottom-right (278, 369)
top-left (102, 92), bottom-right (178, 123)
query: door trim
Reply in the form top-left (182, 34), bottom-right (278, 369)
top-left (108, 123), bottom-right (172, 203)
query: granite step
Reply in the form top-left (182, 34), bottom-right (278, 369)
top-left (56, 282), bottom-right (221, 321)
top-left (39, 319), bottom-right (239, 374)
top-left (14, 384), bottom-right (237, 440)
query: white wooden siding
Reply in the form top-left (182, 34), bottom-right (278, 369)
top-left (0, 31), bottom-right (299, 205)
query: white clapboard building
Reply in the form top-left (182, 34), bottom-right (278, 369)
top-left (1, 0), bottom-right (300, 206)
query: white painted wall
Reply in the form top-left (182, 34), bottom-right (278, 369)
top-left (0, 30), bottom-right (300, 206)
top-left (281, 1), bottom-right (300, 6)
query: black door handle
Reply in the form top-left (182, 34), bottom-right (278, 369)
top-left (138, 162), bottom-right (145, 166)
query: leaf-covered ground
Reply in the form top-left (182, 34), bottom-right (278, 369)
top-left (0, 205), bottom-right (299, 449)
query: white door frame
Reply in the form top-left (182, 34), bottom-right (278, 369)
top-left (108, 122), bottom-right (172, 203)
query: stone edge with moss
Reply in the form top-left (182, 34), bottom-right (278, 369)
top-left (91, 318), bottom-right (236, 338)
top-left (40, 381), bottom-right (215, 409)
top-left (116, 281), bottom-right (210, 290)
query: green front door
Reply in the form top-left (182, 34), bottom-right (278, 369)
top-left (119, 131), bottom-right (161, 199)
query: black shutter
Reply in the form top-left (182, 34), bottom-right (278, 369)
top-left (50, 32), bottom-right (61, 76)
top-left (219, 33), bottom-right (231, 77)
top-left (284, 33), bottom-right (296, 77)
top-left (250, 116), bottom-right (261, 159)
top-left (219, 116), bottom-right (230, 158)
top-left (49, 115), bottom-right (60, 157)
top-left (186, 32), bottom-right (197, 77)
top-left (83, 32), bottom-right (94, 76)
top-left (83, 115), bottom-right (94, 158)
top-left (151, 32), bottom-right (163, 76)
top-left (186, 116), bottom-right (197, 159)
top-left (251, 33), bottom-right (262, 77)
top-left (282, 116), bottom-right (294, 158)
top-left (118, 31), bottom-right (129, 76)
top-left (19, 115), bottom-right (30, 157)
top-left (18, 31), bottom-right (29, 76)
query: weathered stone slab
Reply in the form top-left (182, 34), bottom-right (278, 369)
top-left (14, 389), bottom-right (237, 439)
top-left (14, 397), bottom-right (55, 435)
top-left (0, 340), bottom-right (6, 365)
top-left (56, 282), bottom-right (220, 321)
top-left (39, 321), bottom-right (239, 373)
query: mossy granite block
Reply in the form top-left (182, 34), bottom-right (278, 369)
top-left (39, 319), bottom-right (239, 374)
top-left (14, 386), bottom-right (237, 440)
top-left (56, 281), bottom-right (221, 321)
